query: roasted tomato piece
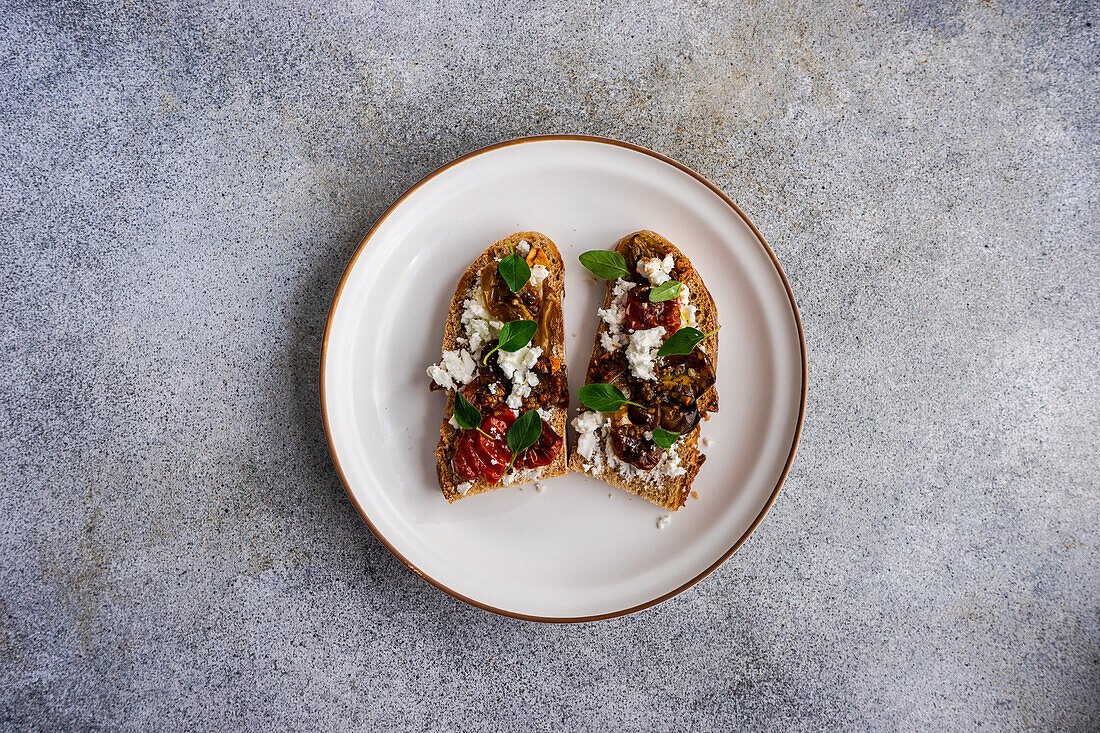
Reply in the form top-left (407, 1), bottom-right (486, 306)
top-left (611, 422), bottom-right (663, 470)
top-left (659, 349), bottom-right (716, 398)
top-left (515, 419), bottom-right (563, 469)
top-left (453, 430), bottom-right (486, 480)
top-left (452, 406), bottom-right (516, 484)
top-left (624, 286), bottom-right (681, 334)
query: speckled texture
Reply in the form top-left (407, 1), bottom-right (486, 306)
top-left (1, 0), bottom-right (1097, 729)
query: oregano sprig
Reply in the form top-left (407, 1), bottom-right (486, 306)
top-left (503, 409), bottom-right (542, 476)
top-left (453, 391), bottom-right (493, 440)
top-left (651, 428), bottom-right (679, 450)
top-left (648, 280), bottom-right (682, 302)
top-left (577, 383), bottom-right (643, 413)
top-left (655, 326), bottom-right (720, 357)
top-left (498, 240), bottom-right (531, 293)
top-left (579, 250), bottom-right (630, 280)
top-left (482, 319), bottom-right (537, 364)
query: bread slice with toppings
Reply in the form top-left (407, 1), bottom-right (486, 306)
top-left (427, 232), bottom-right (569, 502)
top-left (568, 231), bottom-right (719, 511)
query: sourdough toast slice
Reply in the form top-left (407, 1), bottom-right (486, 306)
top-left (428, 232), bottom-right (568, 502)
top-left (568, 231), bottom-right (718, 511)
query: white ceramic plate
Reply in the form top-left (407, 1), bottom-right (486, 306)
top-left (322, 136), bottom-right (805, 621)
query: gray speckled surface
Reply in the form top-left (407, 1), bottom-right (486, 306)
top-left (1, 0), bottom-right (1097, 729)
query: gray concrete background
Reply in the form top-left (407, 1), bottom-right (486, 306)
top-left (1, 0), bottom-right (1097, 730)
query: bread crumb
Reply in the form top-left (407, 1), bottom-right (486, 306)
top-left (690, 491), bottom-right (699, 500)
top-left (657, 515), bottom-right (671, 530)
top-left (535, 482), bottom-right (545, 492)
top-left (702, 436), bottom-right (712, 447)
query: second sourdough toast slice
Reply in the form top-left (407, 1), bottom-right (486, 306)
top-left (569, 231), bottom-right (719, 511)
top-left (427, 232), bottom-right (568, 502)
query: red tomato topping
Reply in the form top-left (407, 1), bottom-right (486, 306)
top-left (624, 286), bottom-right (681, 335)
top-left (452, 406), bottom-right (563, 482)
top-left (453, 406), bottom-right (515, 484)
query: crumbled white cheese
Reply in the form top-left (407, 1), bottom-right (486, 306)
top-left (596, 279), bottom-right (635, 352)
top-left (498, 344), bottom-right (542, 380)
top-left (657, 515), bottom-right (671, 530)
top-left (661, 446), bottom-right (687, 478)
top-left (677, 283), bottom-right (698, 328)
top-left (626, 327), bottom-right (665, 381)
top-left (536, 407), bottom-right (553, 422)
top-left (460, 284), bottom-right (504, 356)
top-left (456, 481), bottom-right (473, 496)
top-left (529, 264), bottom-right (549, 288)
top-left (572, 410), bottom-right (607, 466)
top-left (639, 255), bottom-right (675, 286)
top-left (498, 344), bottom-right (543, 409)
top-left (426, 349), bottom-right (477, 390)
top-left (448, 414), bottom-right (460, 429)
top-left (515, 240), bottom-right (530, 255)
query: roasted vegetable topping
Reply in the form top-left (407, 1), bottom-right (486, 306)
top-left (532, 296), bottom-right (557, 354)
top-left (481, 263), bottom-right (535, 322)
top-left (597, 237), bottom-right (714, 470)
top-left (659, 350), bottom-right (716, 396)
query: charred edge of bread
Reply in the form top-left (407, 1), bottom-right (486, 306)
top-left (434, 232), bottom-right (568, 502)
top-left (568, 230), bottom-right (718, 511)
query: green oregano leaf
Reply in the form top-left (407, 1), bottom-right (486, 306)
top-left (482, 319), bottom-right (537, 364)
top-left (577, 383), bottom-right (643, 413)
top-left (504, 409), bottom-right (543, 475)
top-left (651, 428), bottom-right (679, 450)
top-left (453, 391), bottom-right (482, 430)
top-left (655, 326), bottom-right (720, 357)
top-left (453, 391), bottom-right (494, 440)
top-left (498, 241), bottom-right (531, 293)
top-left (579, 250), bottom-right (630, 280)
top-left (648, 279), bottom-right (682, 302)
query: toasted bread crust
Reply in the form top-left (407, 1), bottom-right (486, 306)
top-left (434, 232), bottom-right (568, 502)
top-left (568, 231), bottom-right (718, 511)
